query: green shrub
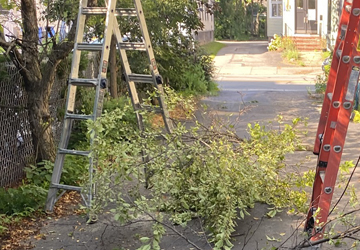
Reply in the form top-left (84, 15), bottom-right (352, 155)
top-left (315, 74), bottom-right (328, 94)
top-left (0, 184), bottom-right (47, 216)
top-left (268, 34), bottom-right (282, 51)
top-left (0, 158), bottom-right (88, 222)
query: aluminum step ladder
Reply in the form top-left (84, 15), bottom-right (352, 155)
top-left (45, 0), bottom-right (173, 212)
top-left (305, 0), bottom-right (360, 242)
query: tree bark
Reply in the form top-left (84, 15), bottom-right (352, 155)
top-left (109, 34), bottom-right (118, 98)
top-left (25, 77), bottom-right (56, 162)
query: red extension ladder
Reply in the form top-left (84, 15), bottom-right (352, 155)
top-left (305, 0), bottom-right (360, 243)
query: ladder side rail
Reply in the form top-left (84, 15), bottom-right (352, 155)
top-left (133, 0), bottom-right (173, 133)
top-left (313, 0), bottom-right (352, 154)
top-left (112, 18), bottom-right (145, 131)
top-left (113, 17), bottom-right (155, 188)
top-left (306, 0), bottom-right (353, 231)
top-left (93, 0), bottom-right (116, 118)
top-left (311, 62), bottom-right (360, 240)
top-left (306, 3), bottom-right (360, 241)
top-left (45, 0), bottom-right (90, 212)
top-left (307, 2), bottom-right (357, 223)
top-left (87, 0), bottom-right (117, 207)
top-left (68, 0), bottom-right (90, 113)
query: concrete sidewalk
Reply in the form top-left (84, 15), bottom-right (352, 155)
top-left (215, 65), bottom-right (322, 77)
top-left (213, 40), bottom-right (324, 78)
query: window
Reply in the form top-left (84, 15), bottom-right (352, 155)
top-left (271, 0), bottom-right (283, 17)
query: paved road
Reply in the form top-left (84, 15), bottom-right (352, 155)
top-left (202, 41), bottom-right (320, 136)
top-left (217, 79), bottom-right (315, 92)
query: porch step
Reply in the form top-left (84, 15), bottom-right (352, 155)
top-left (290, 36), bottom-right (324, 51)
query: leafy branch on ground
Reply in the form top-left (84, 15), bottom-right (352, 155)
top-left (87, 88), bottom-right (314, 250)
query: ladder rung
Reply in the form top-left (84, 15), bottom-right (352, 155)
top-left (58, 148), bottom-right (90, 156)
top-left (119, 42), bottom-right (146, 51)
top-left (65, 113), bottom-right (95, 120)
top-left (69, 78), bottom-right (98, 87)
top-left (128, 74), bottom-right (153, 83)
top-left (77, 43), bottom-right (103, 51)
top-left (82, 7), bottom-right (137, 17)
top-left (50, 183), bottom-right (82, 192)
top-left (327, 93), bottom-right (333, 101)
top-left (77, 42), bottom-right (146, 51)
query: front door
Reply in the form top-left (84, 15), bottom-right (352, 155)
top-left (295, 0), bottom-right (317, 34)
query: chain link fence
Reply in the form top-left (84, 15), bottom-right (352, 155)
top-left (0, 53), bottom-right (100, 187)
top-left (0, 65), bottom-right (34, 187)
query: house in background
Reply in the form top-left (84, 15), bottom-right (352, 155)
top-left (0, 8), bottom-right (22, 41)
top-left (194, 0), bottom-right (215, 45)
top-left (267, 0), bottom-right (342, 50)
top-left (0, 1), bottom-right (61, 43)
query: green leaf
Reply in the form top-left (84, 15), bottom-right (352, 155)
top-left (139, 237), bottom-right (150, 243)
top-left (267, 209), bottom-right (277, 218)
top-left (239, 210), bottom-right (244, 219)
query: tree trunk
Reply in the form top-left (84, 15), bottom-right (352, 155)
top-left (20, 0), bottom-right (56, 162)
top-left (109, 34), bottom-right (118, 98)
top-left (26, 81), bottom-right (56, 162)
top-left (23, 55), bottom-right (62, 162)
top-left (255, 12), bottom-right (260, 36)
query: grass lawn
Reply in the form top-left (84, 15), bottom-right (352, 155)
top-left (202, 41), bottom-right (225, 58)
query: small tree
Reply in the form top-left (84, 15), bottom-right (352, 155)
top-left (0, 0), bottom-right (98, 162)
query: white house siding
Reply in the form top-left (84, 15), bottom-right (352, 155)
top-left (267, 17), bottom-right (283, 38)
top-left (194, 0), bottom-right (215, 45)
top-left (318, 0), bottom-right (329, 37)
top-left (267, 0), bottom-right (283, 38)
top-left (283, 0), bottom-right (295, 36)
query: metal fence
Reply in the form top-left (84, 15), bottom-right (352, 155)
top-left (0, 54), bottom-right (100, 187)
top-left (0, 65), bottom-right (34, 187)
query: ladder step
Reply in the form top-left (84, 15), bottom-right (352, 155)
top-left (50, 183), bottom-right (82, 192)
top-left (69, 78), bottom-right (98, 87)
top-left (77, 43), bottom-right (103, 51)
top-left (58, 148), bottom-right (90, 156)
top-left (65, 113), bottom-right (95, 120)
top-left (77, 42), bottom-right (146, 51)
top-left (119, 42), bottom-right (146, 51)
top-left (128, 74), bottom-right (153, 83)
top-left (82, 7), bottom-right (137, 17)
